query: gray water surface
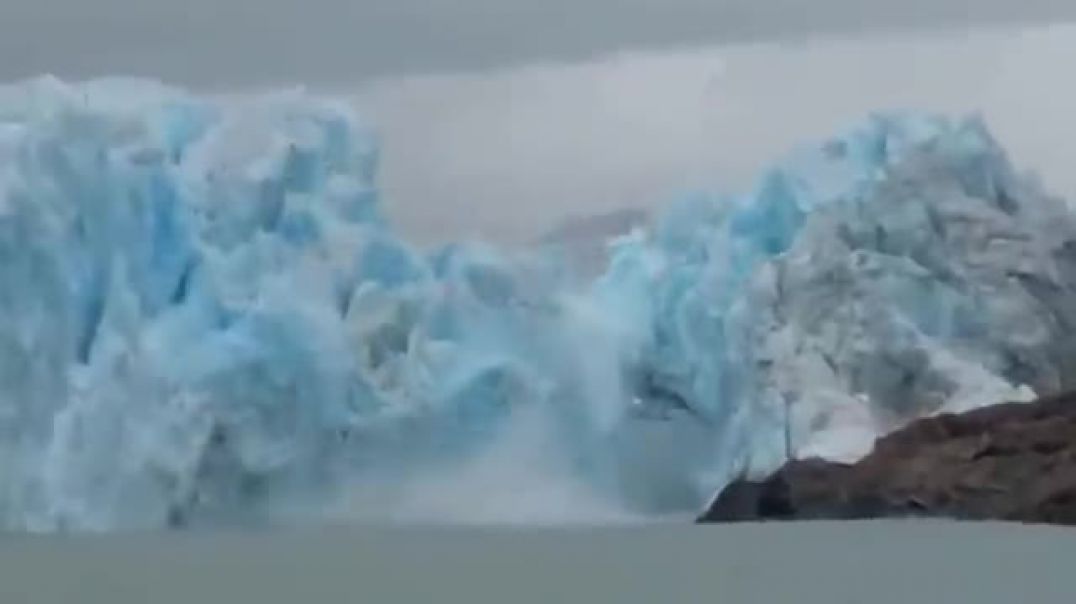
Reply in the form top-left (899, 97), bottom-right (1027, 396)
top-left (0, 520), bottom-right (1070, 603)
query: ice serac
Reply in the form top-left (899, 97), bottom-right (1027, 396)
top-left (0, 78), bottom-right (1074, 531)
top-left (0, 78), bottom-right (393, 529)
top-left (610, 113), bottom-right (1076, 488)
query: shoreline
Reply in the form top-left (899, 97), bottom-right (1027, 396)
top-left (701, 391), bottom-right (1076, 525)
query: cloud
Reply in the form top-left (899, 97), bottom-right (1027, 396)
top-left (353, 25), bottom-right (1076, 245)
top-left (1, 0), bottom-right (1075, 86)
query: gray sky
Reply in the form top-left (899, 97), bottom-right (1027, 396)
top-left (354, 25), bottom-right (1076, 244)
top-left (2, 0), bottom-right (1076, 86)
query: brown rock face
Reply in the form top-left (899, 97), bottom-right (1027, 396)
top-left (698, 392), bottom-right (1076, 525)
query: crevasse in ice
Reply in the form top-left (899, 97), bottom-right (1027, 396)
top-left (0, 78), bottom-right (1072, 530)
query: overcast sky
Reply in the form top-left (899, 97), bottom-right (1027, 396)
top-left (2, 2), bottom-right (1075, 245)
top-left (2, 0), bottom-right (1075, 86)
top-left (355, 25), bottom-right (1076, 244)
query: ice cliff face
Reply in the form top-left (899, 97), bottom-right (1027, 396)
top-left (0, 79), bottom-right (1071, 531)
top-left (0, 78), bottom-right (664, 529)
top-left (607, 115), bottom-right (1076, 479)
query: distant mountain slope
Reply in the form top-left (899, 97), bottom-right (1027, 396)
top-left (537, 208), bottom-right (650, 276)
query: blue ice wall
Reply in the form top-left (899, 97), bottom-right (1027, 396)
top-left (0, 79), bottom-right (1070, 530)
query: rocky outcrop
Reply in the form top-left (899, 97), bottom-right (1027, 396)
top-left (699, 392), bottom-right (1076, 525)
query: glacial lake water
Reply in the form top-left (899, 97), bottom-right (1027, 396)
top-left (0, 520), bottom-right (1070, 603)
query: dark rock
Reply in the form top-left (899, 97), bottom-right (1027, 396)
top-left (699, 391), bottom-right (1076, 526)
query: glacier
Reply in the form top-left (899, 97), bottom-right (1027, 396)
top-left (0, 78), bottom-right (1074, 531)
